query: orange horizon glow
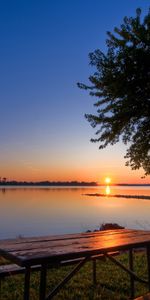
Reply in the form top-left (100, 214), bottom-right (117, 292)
top-left (1, 171), bottom-right (150, 185)
top-left (1, 1), bottom-right (150, 191)
top-left (1, 160), bottom-right (150, 185)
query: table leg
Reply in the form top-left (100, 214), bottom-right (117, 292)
top-left (24, 267), bottom-right (31, 300)
top-left (0, 278), bottom-right (1, 300)
top-left (147, 245), bottom-right (150, 291)
top-left (129, 249), bottom-right (134, 299)
top-left (46, 257), bottom-right (89, 300)
top-left (93, 259), bottom-right (96, 284)
top-left (39, 264), bottom-right (47, 300)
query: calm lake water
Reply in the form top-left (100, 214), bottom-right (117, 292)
top-left (0, 186), bottom-right (150, 239)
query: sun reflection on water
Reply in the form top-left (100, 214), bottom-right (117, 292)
top-left (105, 185), bottom-right (111, 195)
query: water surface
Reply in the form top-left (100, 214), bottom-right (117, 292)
top-left (0, 186), bottom-right (150, 239)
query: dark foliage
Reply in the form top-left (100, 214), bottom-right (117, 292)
top-left (78, 8), bottom-right (150, 176)
top-left (0, 180), bottom-right (97, 186)
top-left (100, 223), bottom-right (124, 231)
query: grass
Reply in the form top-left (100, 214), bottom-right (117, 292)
top-left (0, 252), bottom-right (149, 300)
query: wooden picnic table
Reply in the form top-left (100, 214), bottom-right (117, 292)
top-left (0, 229), bottom-right (150, 300)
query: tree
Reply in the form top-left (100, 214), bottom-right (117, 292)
top-left (78, 8), bottom-right (150, 176)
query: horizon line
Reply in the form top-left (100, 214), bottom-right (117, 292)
top-left (0, 180), bottom-right (150, 186)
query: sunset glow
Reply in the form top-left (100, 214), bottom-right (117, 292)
top-left (105, 177), bottom-right (111, 184)
top-left (1, 2), bottom-right (150, 300)
top-left (0, 1), bottom-right (149, 185)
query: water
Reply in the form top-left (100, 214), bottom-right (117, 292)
top-left (0, 186), bottom-right (150, 239)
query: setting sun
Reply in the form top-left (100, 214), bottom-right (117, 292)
top-left (105, 177), bottom-right (111, 184)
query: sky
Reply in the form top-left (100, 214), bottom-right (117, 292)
top-left (0, 0), bottom-right (150, 184)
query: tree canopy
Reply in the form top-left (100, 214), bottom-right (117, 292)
top-left (78, 8), bottom-right (150, 176)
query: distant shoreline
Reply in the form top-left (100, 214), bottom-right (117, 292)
top-left (85, 193), bottom-right (150, 200)
top-left (0, 181), bottom-right (150, 187)
top-left (0, 181), bottom-right (97, 187)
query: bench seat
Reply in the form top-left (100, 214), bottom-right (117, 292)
top-left (0, 251), bottom-right (119, 279)
top-left (134, 293), bottom-right (150, 300)
top-left (0, 264), bottom-right (41, 277)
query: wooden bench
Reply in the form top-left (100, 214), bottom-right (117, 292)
top-left (2, 229), bottom-right (147, 300)
top-left (134, 294), bottom-right (150, 300)
top-left (0, 251), bottom-right (119, 286)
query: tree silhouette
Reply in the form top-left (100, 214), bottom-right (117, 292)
top-left (78, 8), bottom-right (150, 176)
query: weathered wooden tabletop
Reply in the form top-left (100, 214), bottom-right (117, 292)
top-left (0, 229), bottom-right (150, 267)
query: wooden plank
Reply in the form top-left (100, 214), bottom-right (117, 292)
top-left (0, 243), bottom-right (143, 267)
top-left (0, 229), bottom-right (138, 248)
top-left (2, 229), bottom-right (148, 248)
top-left (0, 229), bottom-right (125, 243)
top-left (0, 230), bottom-right (149, 253)
top-left (1, 230), bottom-right (150, 267)
top-left (0, 234), bottom-right (144, 255)
top-left (134, 293), bottom-right (150, 300)
top-left (3, 230), bottom-right (150, 256)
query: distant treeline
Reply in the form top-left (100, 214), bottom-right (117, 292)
top-left (0, 180), bottom-right (98, 186)
top-left (0, 179), bottom-right (149, 186)
top-left (112, 183), bottom-right (150, 186)
top-left (85, 193), bottom-right (150, 200)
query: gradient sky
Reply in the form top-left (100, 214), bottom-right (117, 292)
top-left (0, 0), bottom-right (150, 184)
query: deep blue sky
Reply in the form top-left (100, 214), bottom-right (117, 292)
top-left (0, 0), bottom-right (150, 183)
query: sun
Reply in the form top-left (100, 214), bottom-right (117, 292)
top-left (105, 177), bottom-right (111, 184)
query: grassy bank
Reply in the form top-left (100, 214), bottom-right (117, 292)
top-left (0, 252), bottom-right (149, 300)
